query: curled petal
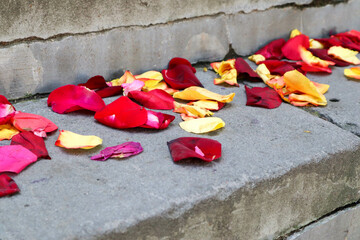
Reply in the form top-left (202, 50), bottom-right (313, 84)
top-left (252, 38), bottom-right (286, 61)
top-left (0, 124), bottom-right (19, 141)
top-left (245, 86), bottom-right (282, 109)
top-left (282, 34), bottom-right (310, 60)
top-left (344, 67), bottom-right (360, 80)
top-left (128, 89), bottom-right (174, 110)
top-left (167, 137), bottom-right (221, 162)
top-left (94, 96), bottom-right (148, 129)
top-left (135, 71), bottom-right (163, 81)
top-left (0, 145), bottom-right (38, 174)
top-left (55, 130), bottom-right (102, 149)
top-left (328, 46), bottom-right (360, 65)
top-left (214, 69), bottom-right (238, 86)
top-left (188, 100), bottom-right (225, 111)
top-left (110, 70), bottom-right (136, 86)
top-left (12, 112), bottom-right (58, 137)
top-left (48, 85), bottom-right (105, 114)
top-left (255, 64), bottom-right (283, 88)
top-left (78, 75), bottom-right (108, 89)
top-left (299, 47), bottom-right (335, 68)
top-left (162, 58), bottom-right (203, 89)
top-left (235, 58), bottom-right (260, 80)
top-left (258, 60), bottom-right (296, 76)
top-left (91, 142), bottom-right (143, 161)
top-left (179, 117), bottom-right (225, 134)
top-left (11, 131), bottom-right (51, 159)
top-left (95, 86), bottom-right (123, 98)
top-left (140, 110), bottom-right (175, 129)
top-left (121, 80), bottom-right (145, 96)
top-left (297, 62), bottom-right (332, 73)
top-left (310, 49), bottom-right (350, 67)
top-left (0, 174), bottom-right (20, 197)
top-left (174, 102), bottom-right (213, 120)
top-left (173, 86), bottom-right (235, 103)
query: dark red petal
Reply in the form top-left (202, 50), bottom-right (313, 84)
top-left (282, 34), bottom-right (310, 60)
top-left (258, 60), bottom-right (295, 76)
top-left (128, 89), bottom-right (174, 110)
top-left (94, 96), bottom-right (147, 129)
top-left (140, 110), bottom-right (175, 129)
top-left (245, 86), bottom-right (282, 109)
top-left (167, 137), bottom-right (221, 162)
top-left (12, 112), bottom-right (58, 137)
top-left (162, 58), bottom-right (203, 89)
top-left (297, 62), bottom-right (332, 73)
top-left (309, 49), bottom-right (350, 67)
top-left (314, 38), bottom-right (342, 48)
top-left (333, 35), bottom-right (360, 51)
top-left (95, 86), bottom-right (123, 98)
top-left (78, 75), bottom-right (108, 89)
top-left (48, 85), bottom-right (106, 114)
top-left (255, 38), bottom-right (286, 59)
top-left (0, 174), bottom-right (20, 197)
top-left (234, 58), bottom-right (261, 81)
top-left (11, 131), bottom-right (51, 159)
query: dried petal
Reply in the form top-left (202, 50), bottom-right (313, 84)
top-left (245, 86), bottom-right (282, 109)
top-left (91, 142), bottom-right (143, 161)
top-left (167, 137), bottom-right (221, 162)
top-left (12, 112), bottom-right (58, 137)
top-left (0, 145), bottom-right (38, 174)
top-left (11, 131), bottom-right (50, 159)
top-left (128, 89), bottom-right (174, 110)
top-left (173, 86), bottom-right (235, 103)
top-left (55, 130), bottom-right (102, 149)
top-left (0, 174), bottom-right (20, 197)
top-left (179, 117), bottom-right (225, 134)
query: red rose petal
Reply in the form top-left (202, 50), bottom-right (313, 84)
top-left (282, 34), bottom-right (310, 60)
top-left (91, 142), bottom-right (143, 161)
top-left (245, 86), bottom-right (282, 109)
top-left (78, 75), bottom-right (108, 89)
top-left (140, 110), bottom-right (175, 129)
top-left (258, 60), bottom-right (296, 76)
top-left (48, 85), bottom-right (105, 114)
top-left (12, 111), bottom-right (58, 137)
top-left (255, 38), bottom-right (286, 60)
top-left (234, 58), bottom-right (261, 81)
top-left (0, 174), bottom-right (20, 197)
top-left (309, 49), bottom-right (350, 67)
top-left (167, 137), bottom-right (221, 162)
top-left (162, 58), bottom-right (203, 89)
top-left (333, 35), bottom-right (360, 51)
top-left (297, 62), bottom-right (332, 73)
top-left (128, 89), bottom-right (174, 110)
top-left (0, 95), bottom-right (16, 125)
top-left (0, 145), bottom-right (38, 174)
top-left (94, 96), bottom-right (147, 129)
top-left (11, 131), bottom-right (51, 159)
top-left (95, 86), bottom-right (123, 98)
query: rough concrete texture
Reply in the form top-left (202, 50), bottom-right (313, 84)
top-left (1, 66), bottom-right (360, 240)
top-left (1, 0), bottom-right (359, 99)
top-left (288, 204), bottom-right (360, 240)
top-left (0, 0), bottom-right (314, 43)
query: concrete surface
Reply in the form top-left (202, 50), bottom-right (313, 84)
top-left (288, 204), bottom-right (360, 240)
top-left (0, 0), bottom-right (358, 99)
top-left (1, 65), bottom-right (360, 240)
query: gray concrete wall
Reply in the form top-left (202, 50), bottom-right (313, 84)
top-left (0, 0), bottom-right (357, 99)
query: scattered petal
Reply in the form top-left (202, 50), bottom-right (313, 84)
top-left (299, 46), bottom-right (335, 73)
top-left (249, 38), bottom-right (286, 63)
top-left (344, 67), bottom-right (360, 80)
top-left (235, 58), bottom-right (261, 80)
top-left (128, 89), bottom-right (174, 110)
top-left (95, 86), bottom-right (123, 98)
top-left (94, 96), bottom-right (148, 129)
top-left (12, 112), bottom-right (58, 137)
top-left (258, 60), bottom-right (296, 75)
top-left (78, 75), bottom-right (108, 89)
top-left (328, 46), bottom-right (360, 65)
top-left (48, 85), bottom-right (105, 114)
top-left (179, 117), bottom-right (225, 134)
top-left (173, 86), bottom-right (235, 103)
top-left (310, 49), bottom-right (350, 67)
top-left (174, 102), bottom-right (213, 120)
top-left (0, 95), bottom-right (16, 125)
top-left (188, 100), bottom-right (225, 111)
top-left (0, 124), bottom-right (19, 141)
top-left (121, 80), bottom-right (145, 96)
top-left (282, 34), bottom-right (310, 60)
top-left (140, 110), bottom-right (175, 129)
top-left (0, 145), bottom-right (38, 174)
top-left (245, 86), bottom-right (282, 109)
top-left (11, 131), bottom-right (51, 159)
top-left (135, 71), bottom-right (163, 81)
top-left (110, 71), bottom-right (136, 86)
top-left (211, 59), bottom-right (238, 86)
top-left (167, 137), bottom-right (221, 162)
top-left (0, 174), bottom-right (20, 197)
top-left (55, 130), bottom-right (102, 149)
top-left (162, 58), bottom-right (203, 89)
top-left (91, 142), bottom-right (143, 161)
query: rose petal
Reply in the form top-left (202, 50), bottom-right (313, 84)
top-left (11, 131), bottom-right (51, 159)
top-left (128, 89), bottom-right (174, 110)
top-left (110, 70), bottom-right (136, 86)
top-left (249, 38), bottom-right (286, 62)
top-left (48, 85), bottom-right (105, 114)
top-left (258, 60), bottom-right (296, 75)
top-left (234, 58), bottom-right (261, 80)
top-left (55, 130), bottom-right (102, 149)
top-left (188, 100), bottom-right (225, 111)
top-left (91, 142), bottom-right (143, 161)
top-left (328, 46), bottom-right (360, 65)
top-left (0, 174), bottom-right (20, 197)
top-left (310, 49), bottom-right (350, 67)
top-left (282, 34), bottom-right (310, 60)
top-left (0, 145), bottom-right (38, 174)
top-left (245, 86), bottom-right (282, 109)
top-left (12, 112), bottom-right (58, 137)
top-left (95, 86), bottom-right (123, 98)
top-left (174, 102), bottom-right (213, 120)
top-left (94, 96), bottom-right (148, 129)
top-left (299, 47), bottom-right (335, 70)
top-left (173, 86), bottom-right (235, 103)
top-left (0, 95), bottom-right (16, 125)
top-left (179, 117), bottom-right (225, 134)
top-left (78, 75), bottom-right (108, 89)
top-left (122, 80), bottom-right (145, 96)
top-left (135, 71), bottom-right (163, 81)
top-left (297, 62), bottom-right (332, 73)
top-left (167, 137), bottom-right (221, 162)
top-left (140, 110), bottom-right (175, 129)
top-left (344, 67), bottom-right (360, 80)
top-left (162, 58), bottom-right (203, 89)
top-left (0, 124), bottom-right (19, 141)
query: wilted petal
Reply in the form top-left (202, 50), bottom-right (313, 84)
top-left (48, 85), bottom-right (105, 114)
top-left (0, 174), bottom-right (20, 197)
top-left (140, 110), bottom-right (175, 129)
top-left (173, 86), bottom-right (235, 103)
top-left (94, 96), bottom-right (148, 129)
top-left (234, 58), bottom-right (261, 80)
top-left (12, 112), bottom-right (58, 137)
top-left (162, 58), bottom-right (203, 89)
top-left (344, 67), bottom-right (360, 80)
top-left (0, 145), bottom-right (38, 174)
top-left (122, 80), bottom-right (145, 96)
top-left (328, 46), bottom-right (360, 65)
top-left (55, 130), bottom-right (102, 149)
top-left (179, 117), bottom-right (225, 134)
top-left (167, 137), bottom-right (221, 162)
top-left (245, 86), bottom-right (282, 109)
top-left (128, 89), bottom-right (174, 110)
top-left (91, 142), bottom-right (143, 161)
top-left (282, 34), bottom-right (310, 60)
top-left (0, 124), bottom-right (19, 141)
top-left (11, 131), bottom-right (50, 159)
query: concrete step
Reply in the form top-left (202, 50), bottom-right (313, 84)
top-left (1, 64), bottom-right (360, 240)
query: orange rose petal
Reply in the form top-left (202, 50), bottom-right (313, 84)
top-left (328, 46), bottom-right (360, 65)
top-left (173, 102), bottom-right (213, 119)
top-left (344, 67), bottom-right (360, 80)
top-left (300, 47), bottom-right (335, 68)
top-left (0, 124), bottom-right (19, 141)
top-left (173, 86), bottom-right (235, 103)
top-left (110, 70), bottom-right (136, 86)
top-left (55, 130), bottom-right (102, 149)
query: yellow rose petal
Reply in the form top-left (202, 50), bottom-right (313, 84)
top-left (328, 46), bottom-right (360, 65)
top-left (173, 102), bottom-right (213, 119)
top-left (135, 71), bottom-right (163, 81)
top-left (290, 29), bottom-right (302, 38)
top-left (173, 86), bottom-right (235, 103)
top-left (344, 67), bottom-right (360, 80)
top-left (55, 130), bottom-right (102, 149)
top-left (248, 54), bottom-right (266, 64)
top-left (190, 100), bottom-right (222, 110)
top-left (179, 117), bottom-right (225, 134)
top-left (0, 124), bottom-right (19, 141)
